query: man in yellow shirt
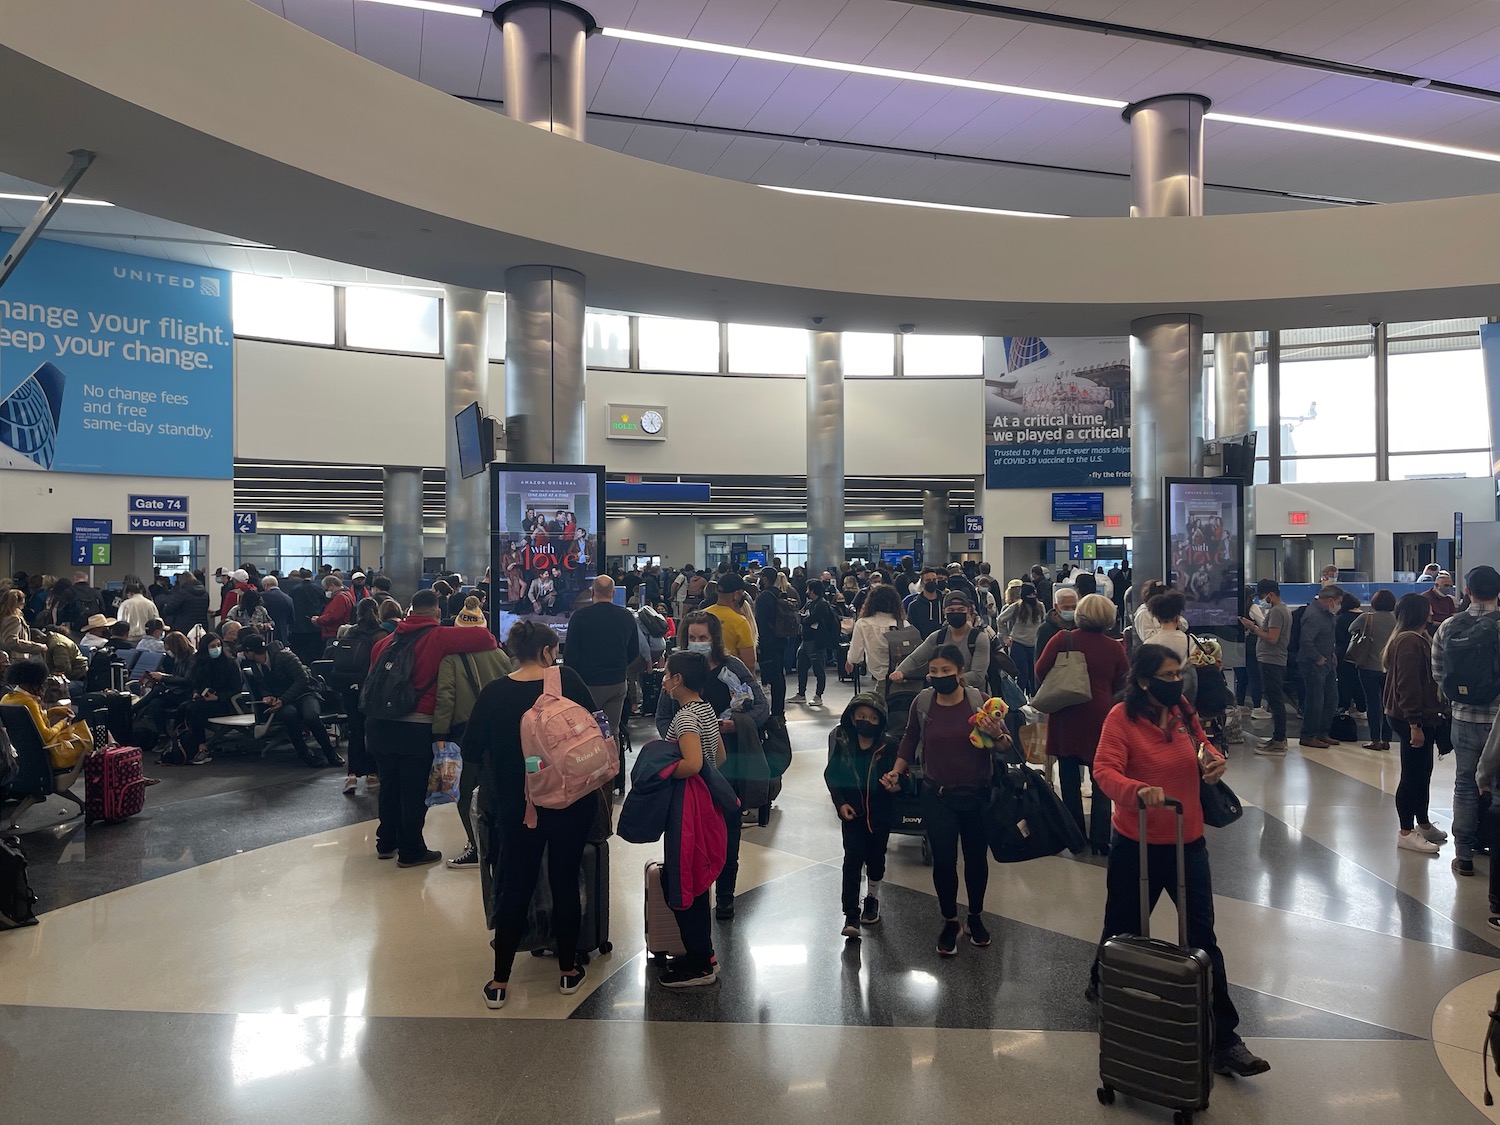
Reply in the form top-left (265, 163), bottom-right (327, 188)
top-left (705, 573), bottom-right (757, 671)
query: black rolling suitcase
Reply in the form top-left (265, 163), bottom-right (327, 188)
top-left (524, 839), bottom-right (613, 964)
top-left (1097, 797), bottom-right (1213, 1125)
top-left (639, 670), bottom-right (663, 718)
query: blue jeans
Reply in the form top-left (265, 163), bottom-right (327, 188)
top-left (1357, 669), bottom-right (1389, 743)
top-left (1453, 718), bottom-right (1488, 861)
top-left (1298, 660), bottom-right (1337, 740)
top-left (1011, 641), bottom-right (1037, 695)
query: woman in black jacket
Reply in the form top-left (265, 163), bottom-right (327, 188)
top-left (335, 598), bottom-right (385, 795)
top-left (824, 692), bottom-right (896, 939)
top-left (179, 632), bottom-right (245, 764)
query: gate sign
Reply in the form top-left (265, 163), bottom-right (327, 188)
top-left (1069, 523), bottom-right (1097, 562)
top-left (128, 513), bottom-right (188, 533)
top-left (71, 518), bottom-right (112, 566)
top-left (129, 494), bottom-right (187, 512)
top-left (963, 514), bottom-right (984, 535)
top-left (233, 511), bottom-right (258, 534)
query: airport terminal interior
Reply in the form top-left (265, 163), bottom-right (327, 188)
top-left (7, 0), bottom-right (1500, 1121)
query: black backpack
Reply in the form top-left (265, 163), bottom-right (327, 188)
top-left (773, 594), bottom-right (801, 639)
top-left (330, 629), bottom-right (377, 689)
top-left (361, 625), bottom-right (435, 719)
top-left (0, 835), bottom-right (39, 930)
top-left (638, 605), bottom-right (670, 639)
top-left (1440, 610), bottom-right (1500, 708)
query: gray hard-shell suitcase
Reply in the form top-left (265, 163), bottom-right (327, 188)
top-left (1097, 797), bottom-right (1213, 1124)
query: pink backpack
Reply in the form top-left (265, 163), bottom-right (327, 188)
top-left (520, 666), bottom-right (619, 827)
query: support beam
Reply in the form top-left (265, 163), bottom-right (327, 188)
top-left (383, 467), bottom-right (424, 604)
top-left (806, 330), bottom-right (844, 577)
top-left (0, 149), bottom-right (94, 289)
top-left (444, 286), bottom-right (490, 582)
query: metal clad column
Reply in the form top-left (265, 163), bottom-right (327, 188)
top-left (444, 286), bottom-right (490, 581)
top-left (1125, 93), bottom-right (1210, 587)
top-left (806, 331), bottom-right (844, 576)
top-left (1214, 331), bottom-right (1257, 579)
top-left (495, 1), bottom-right (593, 464)
top-left (923, 489), bottom-right (950, 570)
top-left (383, 467), bottom-right (424, 604)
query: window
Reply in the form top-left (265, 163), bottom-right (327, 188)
top-left (234, 534), bottom-right (360, 576)
top-left (344, 287), bottom-right (441, 354)
top-left (232, 274), bottom-right (335, 345)
top-left (1388, 344), bottom-right (1488, 455)
top-left (843, 332), bottom-right (895, 377)
top-left (486, 296), bottom-right (507, 362)
top-left (1389, 451), bottom-right (1491, 479)
top-left (587, 312), bottom-right (631, 368)
top-left (638, 316), bottom-right (720, 373)
top-left (903, 334), bottom-right (983, 377)
top-left (728, 323), bottom-right (807, 375)
top-left (1278, 327), bottom-right (1375, 458)
top-left (1279, 457), bottom-right (1378, 483)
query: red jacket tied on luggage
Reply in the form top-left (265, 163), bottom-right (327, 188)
top-left (368, 616), bottom-right (498, 716)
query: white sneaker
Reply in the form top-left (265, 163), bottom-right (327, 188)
top-left (1419, 824), bottom-right (1450, 845)
top-left (1250, 708), bottom-right (1273, 721)
top-left (812, 694), bottom-right (823, 707)
top-left (1398, 831), bottom-right (1440, 854)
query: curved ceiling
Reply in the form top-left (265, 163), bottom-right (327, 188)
top-left (1, 0), bottom-right (1499, 335)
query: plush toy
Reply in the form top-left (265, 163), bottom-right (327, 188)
top-left (968, 696), bottom-right (1010, 749)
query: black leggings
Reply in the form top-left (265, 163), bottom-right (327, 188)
top-left (1395, 723), bottom-right (1436, 831)
top-left (840, 818), bottom-right (890, 915)
top-left (492, 795), bottom-right (596, 982)
top-left (921, 783), bottom-right (990, 919)
top-left (181, 697), bottom-right (235, 749)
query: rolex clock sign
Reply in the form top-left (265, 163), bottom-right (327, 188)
top-left (606, 404), bottom-right (668, 441)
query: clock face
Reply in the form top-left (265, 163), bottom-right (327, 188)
top-left (640, 410), bottom-right (664, 435)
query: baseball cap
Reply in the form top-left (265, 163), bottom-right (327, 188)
top-left (351, 572), bottom-right (366, 582)
top-left (718, 573), bottom-right (745, 594)
top-left (943, 591), bottom-right (973, 609)
top-left (239, 633), bottom-right (268, 653)
top-left (231, 569), bottom-right (249, 583)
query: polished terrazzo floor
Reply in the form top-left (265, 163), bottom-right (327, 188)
top-left (4, 679), bottom-right (1500, 1124)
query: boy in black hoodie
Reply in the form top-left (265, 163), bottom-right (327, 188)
top-left (825, 692), bottom-right (897, 938)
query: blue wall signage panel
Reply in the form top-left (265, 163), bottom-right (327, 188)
top-left (1068, 524), bottom-right (1097, 561)
top-left (1456, 510), bottom-right (1465, 560)
top-left (1052, 492), bottom-right (1106, 522)
top-left (234, 512), bottom-right (258, 534)
top-left (606, 481), bottom-right (711, 504)
top-left (128, 513), bottom-right (189, 533)
top-left (0, 236), bottom-right (232, 479)
top-left (963, 514), bottom-right (984, 534)
top-left (985, 336), bottom-right (1130, 489)
top-left (71, 518), bottom-right (112, 566)
top-left (880, 548), bottom-right (914, 569)
top-left (129, 494), bottom-right (187, 513)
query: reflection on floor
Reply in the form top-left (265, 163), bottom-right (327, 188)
top-left (3, 678), bottom-right (1500, 1123)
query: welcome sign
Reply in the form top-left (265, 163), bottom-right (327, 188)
top-left (0, 236), bottom-right (233, 479)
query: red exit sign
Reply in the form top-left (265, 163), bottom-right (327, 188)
top-left (1289, 511), bottom-right (1309, 526)
top-left (1104, 514), bottom-right (1121, 528)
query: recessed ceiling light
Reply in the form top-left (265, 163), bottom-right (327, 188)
top-left (601, 27), bottom-right (1127, 110)
top-left (1206, 111), bottom-right (1500, 164)
top-left (761, 185), bottom-right (1067, 219)
top-left (0, 191), bottom-right (113, 207)
top-left (356, 0), bottom-right (483, 16)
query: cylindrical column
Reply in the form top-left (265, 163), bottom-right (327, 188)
top-left (923, 488), bottom-right (950, 571)
top-left (504, 266), bottom-right (586, 464)
top-left (806, 331), bottom-right (845, 577)
top-left (1124, 93), bottom-right (1210, 588)
top-left (1214, 331), bottom-right (1258, 580)
top-left (444, 285), bottom-right (490, 582)
top-left (495, 2), bottom-right (593, 467)
top-left (383, 467), bottom-right (424, 604)
top-left (496, 1), bottom-right (593, 140)
top-left (1130, 315), bottom-right (1206, 588)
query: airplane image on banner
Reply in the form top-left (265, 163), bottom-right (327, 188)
top-left (0, 362), bottom-right (65, 471)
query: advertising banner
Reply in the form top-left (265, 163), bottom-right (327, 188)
top-left (1165, 477), bottom-right (1245, 630)
top-left (490, 463), bottom-right (605, 645)
top-left (0, 236), bottom-right (232, 479)
top-left (985, 336), bottom-right (1130, 489)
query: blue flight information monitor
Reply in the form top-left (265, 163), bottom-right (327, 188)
top-left (1052, 491), bottom-right (1104, 522)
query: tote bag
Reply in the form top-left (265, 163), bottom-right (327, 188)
top-left (1030, 633), bottom-right (1092, 714)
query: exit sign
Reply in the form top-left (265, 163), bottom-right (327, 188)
top-left (1289, 511), bottom-right (1309, 526)
top-left (1104, 514), bottom-right (1121, 528)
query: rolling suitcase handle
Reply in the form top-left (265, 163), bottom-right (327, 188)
top-left (1136, 795), bottom-right (1188, 950)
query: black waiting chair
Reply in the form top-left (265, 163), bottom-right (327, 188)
top-left (2, 702), bottom-right (85, 831)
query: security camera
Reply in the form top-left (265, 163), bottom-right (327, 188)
top-left (811, 316), bottom-right (825, 325)
top-left (898, 323), bottom-right (916, 335)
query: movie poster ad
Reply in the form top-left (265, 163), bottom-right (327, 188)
top-left (1166, 478), bottom-right (1244, 629)
top-left (489, 465), bottom-right (604, 643)
top-left (984, 336), bottom-right (1130, 489)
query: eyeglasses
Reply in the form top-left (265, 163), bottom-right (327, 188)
top-left (1153, 670), bottom-right (1183, 683)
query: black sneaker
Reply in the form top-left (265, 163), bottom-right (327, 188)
top-left (660, 962), bottom-right (719, 988)
top-left (860, 895), bottom-right (881, 925)
top-left (1488, 917), bottom-right (1500, 932)
top-left (936, 919), bottom-right (961, 957)
top-left (1454, 857), bottom-right (1476, 877)
top-left (324, 752), bottom-right (346, 769)
top-left (376, 848), bottom-right (397, 860)
top-left (966, 913), bottom-right (992, 948)
top-left (559, 963), bottom-right (587, 995)
top-left (397, 849), bottom-right (442, 868)
top-left (1214, 1041), bottom-right (1271, 1077)
top-left (715, 896), bottom-right (735, 921)
top-left (447, 846), bottom-right (479, 869)
top-left (841, 914), bottom-right (861, 939)
top-left (482, 981), bottom-right (506, 1010)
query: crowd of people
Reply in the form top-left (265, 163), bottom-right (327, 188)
top-left (18, 547), bottom-right (1500, 1086)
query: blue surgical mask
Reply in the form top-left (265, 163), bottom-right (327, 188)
top-left (381, 620), bottom-right (397, 633)
top-left (1060, 610), bottom-right (1076, 622)
top-left (687, 641), bottom-right (713, 657)
top-left (205, 646), bottom-right (223, 659)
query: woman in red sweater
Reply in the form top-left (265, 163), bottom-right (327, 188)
top-left (1035, 592), bottom-right (1129, 854)
top-left (1089, 643), bottom-right (1270, 1080)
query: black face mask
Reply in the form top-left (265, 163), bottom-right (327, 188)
top-left (945, 612), bottom-right (968, 628)
top-left (923, 581), bottom-right (938, 594)
top-left (930, 673), bottom-right (960, 696)
top-left (852, 720), bottom-right (881, 738)
top-left (1147, 678), bottom-right (1184, 708)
